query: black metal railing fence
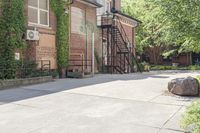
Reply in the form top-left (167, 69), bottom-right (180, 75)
top-left (0, 60), bottom-right (55, 80)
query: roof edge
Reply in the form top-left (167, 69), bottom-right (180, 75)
top-left (76, 0), bottom-right (103, 8)
top-left (113, 10), bottom-right (142, 24)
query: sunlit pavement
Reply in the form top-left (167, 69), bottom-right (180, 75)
top-left (0, 71), bottom-right (199, 133)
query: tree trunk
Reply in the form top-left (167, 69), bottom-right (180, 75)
top-left (59, 68), bottom-right (66, 78)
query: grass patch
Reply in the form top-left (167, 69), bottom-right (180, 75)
top-left (181, 100), bottom-right (200, 133)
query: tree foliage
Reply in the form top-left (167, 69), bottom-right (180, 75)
top-left (123, 0), bottom-right (171, 64)
top-left (122, 0), bottom-right (200, 63)
top-left (156, 0), bottom-right (200, 53)
top-left (0, 0), bottom-right (26, 79)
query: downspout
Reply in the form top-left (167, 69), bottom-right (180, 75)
top-left (85, 9), bottom-right (88, 70)
top-left (92, 33), bottom-right (95, 76)
top-left (113, 0), bottom-right (115, 9)
top-left (68, 0), bottom-right (73, 77)
top-left (111, 0), bottom-right (116, 12)
top-left (69, 0), bottom-right (74, 4)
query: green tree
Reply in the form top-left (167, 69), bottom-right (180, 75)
top-left (154, 0), bottom-right (200, 53)
top-left (0, 0), bottom-right (26, 79)
top-left (122, 0), bottom-right (171, 64)
top-left (123, 0), bottom-right (200, 63)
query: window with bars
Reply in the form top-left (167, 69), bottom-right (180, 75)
top-left (28, 0), bottom-right (49, 26)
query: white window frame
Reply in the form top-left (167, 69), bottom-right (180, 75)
top-left (28, 0), bottom-right (50, 27)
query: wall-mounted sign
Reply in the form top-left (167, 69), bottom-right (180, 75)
top-left (15, 53), bottom-right (20, 60)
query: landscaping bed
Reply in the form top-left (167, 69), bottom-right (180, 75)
top-left (181, 100), bottom-right (200, 133)
top-left (138, 62), bottom-right (200, 72)
top-left (151, 65), bottom-right (200, 71)
top-left (178, 76), bottom-right (200, 133)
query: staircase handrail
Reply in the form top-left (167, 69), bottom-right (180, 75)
top-left (114, 15), bottom-right (142, 72)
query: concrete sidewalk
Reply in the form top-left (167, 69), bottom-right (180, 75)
top-left (0, 71), bottom-right (199, 133)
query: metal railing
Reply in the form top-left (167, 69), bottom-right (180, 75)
top-left (114, 15), bottom-right (133, 51)
top-left (0, 60), bottom-right (52, 80)
top-left (36, 60), bottom-right (51, 71)
top-left (68, 53), bottom-right (92, 73)
top-left (114, 15), bottom-right (141, 72)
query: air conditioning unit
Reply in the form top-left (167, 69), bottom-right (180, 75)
top-left (26, 30), bottom-right (39, 41)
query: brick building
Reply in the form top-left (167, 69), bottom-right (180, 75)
top-left (25, 0), bottom-right (140, 76)
top-left (26, 0), bottom-right (57, 70)
top-left (97, 0), bottom-right (141, 73)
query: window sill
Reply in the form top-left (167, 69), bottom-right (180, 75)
top-left (28, 23), bottom-right (52, 30)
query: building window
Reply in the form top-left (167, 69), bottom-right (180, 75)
top-left (96, 0), bottom-right (111, 15)
top-left (106, 1), bottom-right (111, 13)
top-left (28, 0), bottom-right (49, 26)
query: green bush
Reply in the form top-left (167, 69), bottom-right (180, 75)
top-left (139, 62), bottom-right (150, 72)
top-left (150, 65), bottom-right (200, 71)
top-left (0, 60), bottom-right (59, 79)
top-left (0, 59), bottom-right (17, 79)
top-left (181, 100), bottom-right (200, 133)
top-left (196, 76), bottom-right (200, 82)
top-left (150, 65), bottom-right (178, 70)
top-left (16, 60), bottom-right (38, 78)
top-left (0, 0), bottom-right (26, 79)
top-left (50, 70), bottom-right (59, 78)
top-left (188, 65), bottom-right (200, 71)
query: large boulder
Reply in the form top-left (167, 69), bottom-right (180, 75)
top-left (168, 77), bottom-right (199, 96)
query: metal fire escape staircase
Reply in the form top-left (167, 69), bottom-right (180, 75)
top-left (102, 15), bottom-right (141, 74)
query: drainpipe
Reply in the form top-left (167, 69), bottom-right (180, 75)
top-left (69, 0), bottom-right (74, 4)
top-left (92, 32), bottom-right (95, 76)
top-left (111, 0), bottom-right (116, 12)
top-left (113, 0), bottom-right (115, 9)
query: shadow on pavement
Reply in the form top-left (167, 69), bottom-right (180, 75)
top-left (0, 72), bottom-right (179, 105)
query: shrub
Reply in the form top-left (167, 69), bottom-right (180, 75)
top-left (0, 0), bottom-right (26, 79)
top-left (150, 65), bottom-right (178, 70)
top-left (196, 76), bottom-right (200, 82)
top-left (188, 65), bottom-right (200, 71)
top-left (150, 65), bottom-right (200, 71)
top-left (181, 100), bottom-right (200, 133)
top-left (50, 70), bottom-right (59, 78)
top-left (139, 62), bottom-right (150, 72)
top-left (16, 60), bottom-right (38, 78)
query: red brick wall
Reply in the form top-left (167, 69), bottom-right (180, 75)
top-left (110, 0), bottom-right (121, 10)
top-left (70, 1), bottom-right (102, 73)
top-left (25, 0), bottom-right (57, 69)
top-left (115, 0), bottom-right (121, 10)
top-left (122, 23), bottom-right (133, 43)
top-left (172, 53), bottom-right (191, 66)
top-left (121, 22), bottom-right (136, 55)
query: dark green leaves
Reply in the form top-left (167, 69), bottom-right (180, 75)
top-left (0, 0), bottom-right (26, 79)
top-left (50, 0), bottom-right (70, 71)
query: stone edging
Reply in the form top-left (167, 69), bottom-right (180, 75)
top-left (0, 76), bottom-right (53, 90)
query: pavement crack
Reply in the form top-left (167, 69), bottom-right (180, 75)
top-left (157, 106), bottom-right (184, 133)
top-left (148, 94), bottom-right (162, 102)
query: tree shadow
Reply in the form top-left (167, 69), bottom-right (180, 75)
top-left (0, 72), bottom-right (171, 105)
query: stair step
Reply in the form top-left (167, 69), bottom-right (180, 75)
top-left (117, 52), bottom-right (129, 54)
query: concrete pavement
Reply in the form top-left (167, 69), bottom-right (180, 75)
top-left (0, 71), bottom-right (199, 133)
